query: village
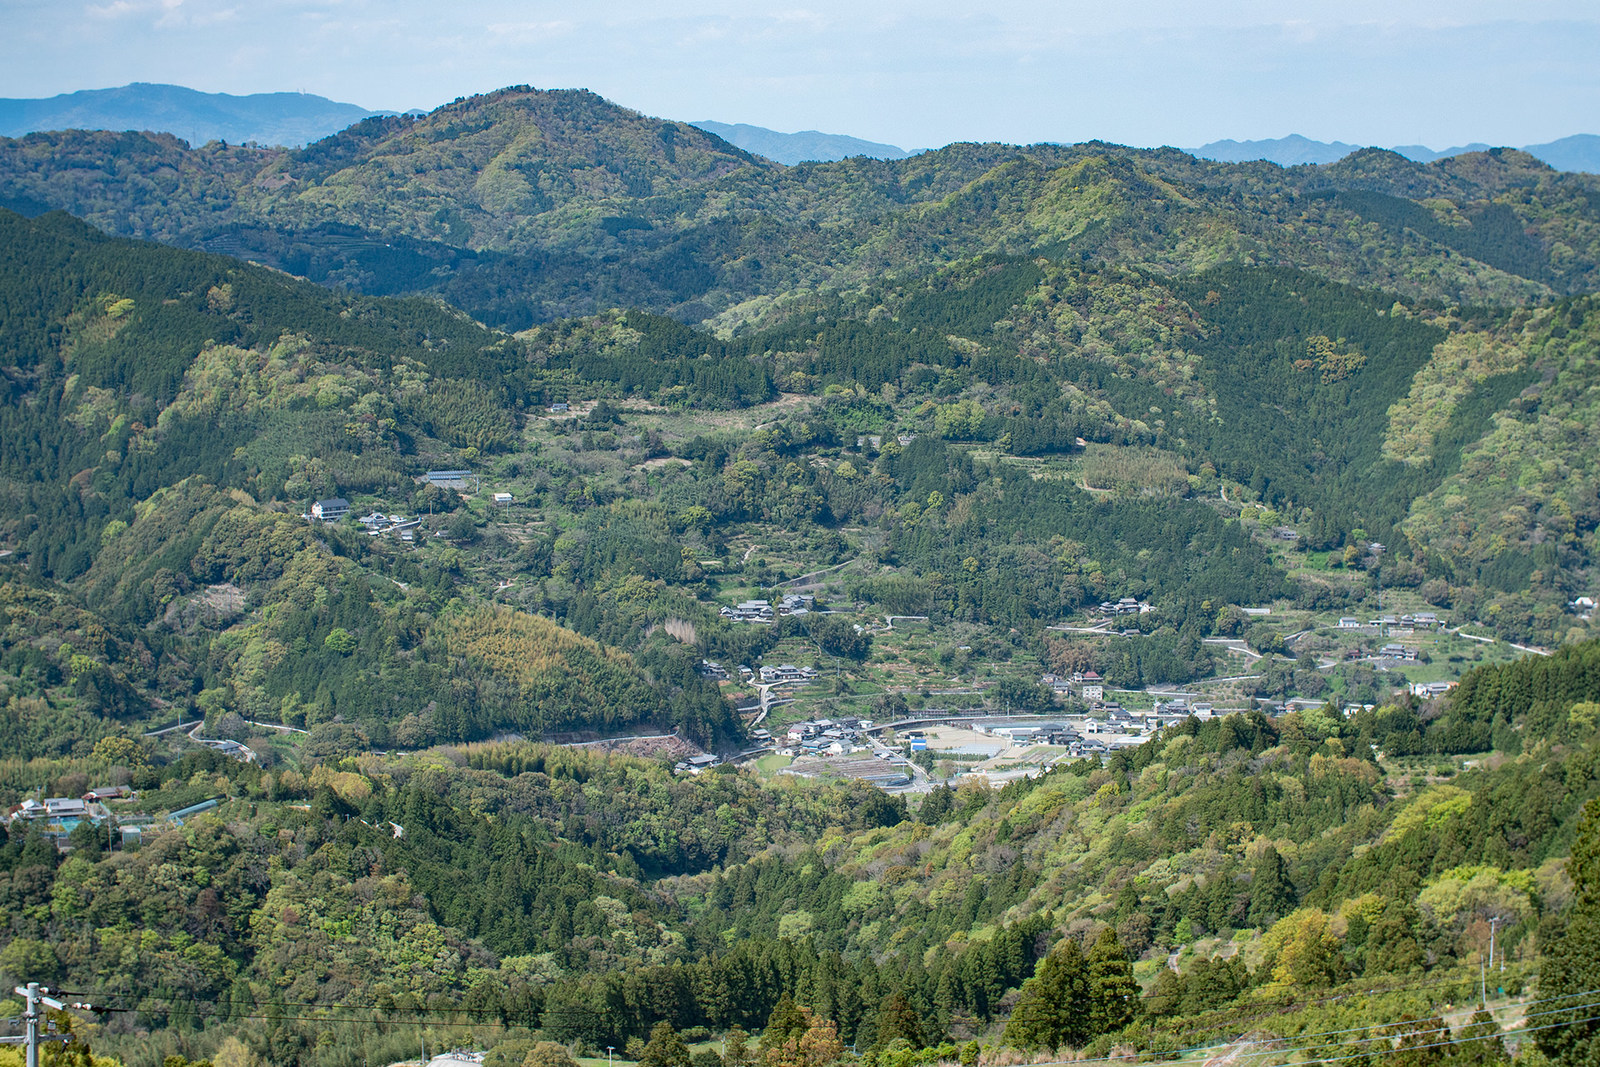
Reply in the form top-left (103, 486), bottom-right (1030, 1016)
top-left (675, 564), bottom-right (1556, 793)
top-left (213, 451), bottom-right (1593, 803)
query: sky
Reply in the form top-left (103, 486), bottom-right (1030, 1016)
top-left (2, 0), bottom-right (1597, 151)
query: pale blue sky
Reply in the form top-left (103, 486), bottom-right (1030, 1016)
top-left (2, 0), bottom-right (1596, 150)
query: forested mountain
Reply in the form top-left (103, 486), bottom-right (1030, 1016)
top-left (4, 82), bottom-right (1600, 1067)
top-left (4, 86), bottom-right (1600, 330)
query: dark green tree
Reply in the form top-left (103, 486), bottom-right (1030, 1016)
top-left (873, 992), bottom-right (922, 1051)
top-left (761, 994), bottom-right (808, 1058)
top-left (1085, 928), bottom-right (1138, 1035)
top-left (1248, 845), bottom-right (1296, 927)
top-left (723, 1027), bottom-right (754, 1067)
top-left (1003, 937), bottom-right (1090, 1050)
top-left (1538, 797), bottom-right (1600, 1066)
top-left (1452, 1009), bottom-right (1509, 1066)
top-left (808, 615), bottom-right (871, 662)
top-left (640, 1022), bottom-right (692, 1067)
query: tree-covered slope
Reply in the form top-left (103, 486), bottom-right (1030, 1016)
top-left (1399, 297), bottom-right (1600, 637)
top-left (0, 208), bottom-right (752, 746)
top-left (6, 641), bottom-right (1600, 1067)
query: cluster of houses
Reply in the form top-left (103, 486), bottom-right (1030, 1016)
top-left (970, 719), bottom-right (1125, 756)
top-left (1337, 612), bottom-right (1443, 631)
top-left (1040, 670), bottom-right (1104, 701)
top-left (358, 511), bottom-right (421, 542)
top-left (7, 788), bottom-right (134, 844)
top-left (309, 469), bottom-right (519, 536)
top-left (854, 433), bottom-right (919, 451)
top-left (778, 593), bottom-right (815, 616)
top-left (694, 662), bottom-right (819, 687)
top-left (1094, 598), bottom-right (1149, 618)
top-left (698, 661), bottom-right (820, 687)
top-left (718, 593), bottom-right (818, 625)
top-left (783, 717), bottom-right (877, 757)
top-left (6, 789), bottom-right (234, 848)
top-left (759, 663), bottom-right (819, 686)
top-left (721, 600), bottom-right (774, 624)
top-left (10, 794), bottom-right (110, 831)
top-left (973, 696), bottom-right (1231, 752)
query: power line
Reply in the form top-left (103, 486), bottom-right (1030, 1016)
top-left (1133, 968), bottom-right (1541, 1044)
top-left (52, 981), bottom-right (1600, 1067)
top-left (1120, 991), bottom-right (1600, 1067)
top-left (63, 975), bottom-right (1588, 1031)
top-left (1259, 994), bottom-right (1600, 1064)
top-left (1003, 1009), bottom-right (1598, 1067)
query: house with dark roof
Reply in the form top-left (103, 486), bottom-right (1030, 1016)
top-left (312, 497), bottom-right (350, 522)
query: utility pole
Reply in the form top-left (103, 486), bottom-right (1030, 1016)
top-left (1489, 915), bottom-right (1504, 974)
top-left (7, 984), bottom-right (66, 1067)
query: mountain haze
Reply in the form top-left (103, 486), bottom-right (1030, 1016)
top-left (690, 120), bottom-right (912, 164)
top-left (0, 82), bottom-right (386, 148)
top-left (1190, 134), bottom-right (1364, 167)
top-left (1523, 133), bottom-right (1600, 174)
top-left (1193, 132), bottom-right (1600, 172)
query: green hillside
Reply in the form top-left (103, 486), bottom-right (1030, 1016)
top-left (4, 83), bottom-right (1600, 1067)
top-left (3, 644), bottom-right (1600, 1067)
top-left (0, 209), bottom-right (739, 749)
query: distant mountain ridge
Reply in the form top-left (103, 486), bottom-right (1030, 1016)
top-left (8, 83), bottom-right (1596, 176)
top-left (1192, 133), bottom-right (1600, 173)
top-left (690, 120), bottom-right (911, 164)
top-left (5, 84), bottom-right (1600, 333)
top-left (0, 82), bottom-right (387, 148)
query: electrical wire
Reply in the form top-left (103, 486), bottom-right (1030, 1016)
top-left (48, 983), bottom-right (1600, 1067)
top-left (991, 1009), bottom-right (1597, 1067)
top-left (1127, 968), bottom-right (1538, 1046)
top-left (1244, 996), bottom-right (1600, 1064)
top-left (56, 963), bottom-right (1546, 1026)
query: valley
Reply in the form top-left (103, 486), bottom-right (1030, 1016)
top-left (0, 85), bottom-right (1599, 1067)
